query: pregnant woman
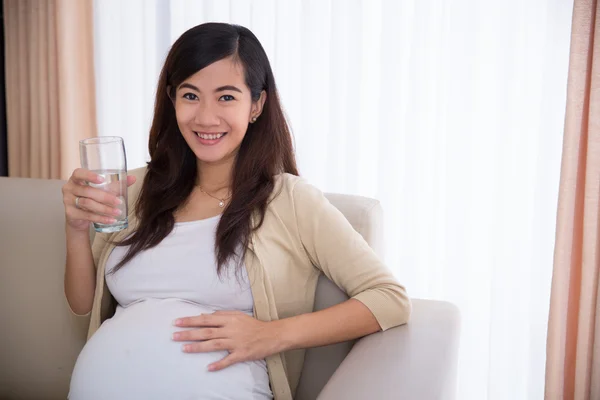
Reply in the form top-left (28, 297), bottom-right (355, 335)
top-left (62, 22), bottom-right (411, 400)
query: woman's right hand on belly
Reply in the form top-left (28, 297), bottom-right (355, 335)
top-left (61, 168), bottom-right (136, 233)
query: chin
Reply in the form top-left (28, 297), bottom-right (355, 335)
top-left (192, 149), bottom-right (235, 165)
top-left (192, 152), bottom-right (223, 164)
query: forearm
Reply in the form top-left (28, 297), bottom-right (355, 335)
top-left (64, 227), bottom-right (96, 316)
top-left (273, 299), bottom-right (381, 353)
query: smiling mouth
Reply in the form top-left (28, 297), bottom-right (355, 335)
top-left (195, 131), bottom-right (227, 140)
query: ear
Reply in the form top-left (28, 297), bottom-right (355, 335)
top-left (250, 90), bottom-right (267, 122)
top-left (166, 85), bottom-right (175, 104)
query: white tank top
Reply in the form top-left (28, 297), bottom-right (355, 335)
top-left (68, 215), bottom-right (273, 400)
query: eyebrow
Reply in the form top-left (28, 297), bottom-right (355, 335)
top-left (178, 83), bottom-right (243, 94)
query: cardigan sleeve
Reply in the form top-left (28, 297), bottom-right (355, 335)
top-left (291, 179), bottom-right (411, 330)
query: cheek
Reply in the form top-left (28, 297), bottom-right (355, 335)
top-left (175, 104), bottom-right (195, 127)
top-left (224, 108), bottom-right (251, 136)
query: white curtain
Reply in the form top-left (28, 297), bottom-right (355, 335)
top-left (93, 1), bottom-right (574, 399)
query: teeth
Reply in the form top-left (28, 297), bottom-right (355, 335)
top-left (196, 132), bottom-right (224, 140)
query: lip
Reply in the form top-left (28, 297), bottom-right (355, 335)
top-left (195, 131), bottom-right (224, 136)
top-left (193, 131), bottom-right (227, 146)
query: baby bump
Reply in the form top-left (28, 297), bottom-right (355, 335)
top-left (69, 298), bottom-right (272, 400)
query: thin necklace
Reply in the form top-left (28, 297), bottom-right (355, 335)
top-left (197, 186), bottom-right (232, 208)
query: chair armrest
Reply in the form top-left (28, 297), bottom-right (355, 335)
top-left (317, 299), bottom-right (460, 400)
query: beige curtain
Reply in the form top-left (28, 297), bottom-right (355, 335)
top-left (4, 0), bottom-right (97, 180)
top-left (545, 0), bottom-right (600, 399)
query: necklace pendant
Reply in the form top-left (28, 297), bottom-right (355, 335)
top-left (219, 200), bottom-right (225, 208)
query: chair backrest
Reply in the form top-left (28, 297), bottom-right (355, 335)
top-left (295, 193), bottom-right (384, 400)
top-left (0, 177), bottom-right (90, 400)
top-left (0, 177), bottom-right (384, 400)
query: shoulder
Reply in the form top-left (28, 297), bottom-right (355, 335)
top-left (272, 172), bottom-right (302, 194)
top-left (270, 173), bottom-right (328, 212)
top-left (272, 173), bottom-right (322, 198)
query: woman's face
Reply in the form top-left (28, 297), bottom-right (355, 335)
top-left (174, 56), bottom-right (265, 166)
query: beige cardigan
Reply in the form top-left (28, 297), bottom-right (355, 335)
top-left (86, 166), bottom-right (411, 399)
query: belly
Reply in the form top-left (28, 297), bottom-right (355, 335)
top-left (69, 299), bottom-right (272, 400)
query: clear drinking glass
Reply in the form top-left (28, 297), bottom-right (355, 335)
top-left (79, 136), bottom-right (128, 233)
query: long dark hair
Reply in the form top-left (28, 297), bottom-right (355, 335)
top-left (109, 23), bottom-right (298, 275)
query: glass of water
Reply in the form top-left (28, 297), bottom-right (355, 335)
top-left (79, 136), bottom-right (128, 233)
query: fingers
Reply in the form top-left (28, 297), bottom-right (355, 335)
top-left (182, 339), bottom-right (232, 354)
top-left (172, 327), bottom-right (223, 342)
top-left (71, 193), bottom-right (124, 217)
top-left (174, 314), bottom-right (228, 328)
top-left (62, 172), bottom-right (125, 223)
top-left (64, 181), bottom-right (122, 209)
top-left (126, 175), bottom-right (137, 187)
top-left (62, 168), bottom-right (135, 230)
top-left (70, 168), bottom-right (136, 188)
top-left (181, 344), bottom-right (242, 372)
top-left (207, 354), bottom-right (239, 372)
top-left (70, 168), bottom-right (105, 186)
top-left (67, 207), bottom-right (118, 225)
top-left (98, 175), bottom-right (135, 196)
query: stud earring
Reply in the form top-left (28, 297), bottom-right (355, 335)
top-left (251, 116), bottom-right (257, 123)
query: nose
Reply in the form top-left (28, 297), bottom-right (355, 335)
top-left (194, 99), bottom-right (220, 127)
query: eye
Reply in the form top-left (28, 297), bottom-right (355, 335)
top-left (182, 93), bottom-right (198, 101)
top-left (219, 94), bottom-right (235, 102)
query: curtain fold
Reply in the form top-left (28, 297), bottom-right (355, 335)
top-left (3, 0), bottom-right (96, 180)
top-left (545, 1), bottom-right (600, 399)
top-left (0, 0), bottom-right (7, 176)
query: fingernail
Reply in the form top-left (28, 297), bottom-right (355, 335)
top-left (108, 218), bottom-right (117, 224)
top-left (172, 332), bottom-right (180, 340)
top-left (115, 198), bottom-right (123, 205)
top-left (173, 319), bottom-right (181, 326)
top-left (182, 344), bottom-right (190, 352)
top-left (96, 176), bottom-right (105, 183)
top-left (113, 209), bottom-right (123, 216)
top-left (208, 365), bottom-right (216, 371)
